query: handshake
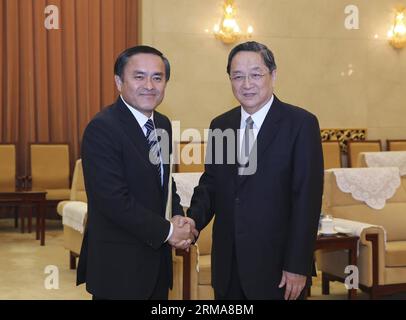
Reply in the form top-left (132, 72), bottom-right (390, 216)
top-left (168, 215), bottom-right (199, 251)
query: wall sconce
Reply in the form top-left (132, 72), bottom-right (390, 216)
top-left (213, 0), bottom-right (253, 44)
top-left (387, 7), bottom-right (406, 49)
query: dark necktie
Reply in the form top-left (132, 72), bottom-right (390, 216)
top-left (145, 119), bottom-right (162, 185)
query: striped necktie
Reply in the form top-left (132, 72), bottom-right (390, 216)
top-left (144, 119), bottom-right (162, 185)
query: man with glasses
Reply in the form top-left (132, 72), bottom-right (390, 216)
top-left (188, 41), bottom-right (324, 300)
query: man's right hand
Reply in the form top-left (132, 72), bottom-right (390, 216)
top-left (168, 216), bottom-right (198, 250)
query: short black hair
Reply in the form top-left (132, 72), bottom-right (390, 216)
top-left (114, 45), bottom-right (171, 81)
top-left (226, 41), bottom-right (277, 75)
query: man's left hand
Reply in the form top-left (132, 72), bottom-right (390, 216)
top-left (278, 270), bottom-right (306, 300)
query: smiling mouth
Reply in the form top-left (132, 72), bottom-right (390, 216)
top-left (242, 93), bottom-right (256, 97)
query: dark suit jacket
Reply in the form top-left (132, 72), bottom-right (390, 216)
top-left (76, 97), bottom-right (183, 299)
top-left (188, 96), bottom-right (324, 299)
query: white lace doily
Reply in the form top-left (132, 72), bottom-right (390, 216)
top-left (172, 172), bottom-right (203, 207)
top-left (363, 151), bottom-right (406, 176)
top-left (62, 201), bottom-right (87, 234)
top-left (328, 168), bottom-right (401, 209)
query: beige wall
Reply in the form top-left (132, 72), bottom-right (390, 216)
top-left (141, 0), bottom-right (406, 145)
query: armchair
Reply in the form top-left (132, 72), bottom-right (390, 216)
top-left (0, 144), bottom-right (20, 228)
top-left (56, 159), bottom-right (87, 269)
top-left (387, 140), bottom-right (406, 152)
top-left (316, 169), bottom-right (406, 299)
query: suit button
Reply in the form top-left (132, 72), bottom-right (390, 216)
top-left (235, 198), bottom-right (240, 204)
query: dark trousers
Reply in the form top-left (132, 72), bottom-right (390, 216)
top-left (215, 248), bottom-right (247, 300)
top-left (214, 247), bottom-right (310, 300)
top-left (92, 253), bottom-right (169, 300)
top-left (149, 253), bottom-right (170, 300)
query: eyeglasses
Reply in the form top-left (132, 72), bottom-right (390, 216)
top-left (230, 72), bottom-right (269, 83)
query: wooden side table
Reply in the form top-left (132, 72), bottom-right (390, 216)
top-left (0, 190), bottom-right (47, 245)
top-left (314, 234), bottom-right (359, 299)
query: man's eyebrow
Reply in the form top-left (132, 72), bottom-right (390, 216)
top-left (131, 71), bottom-right (164, 76)
top-left (230, 66), bottom-right (264, 74)
top-left (250, 66), bottom-right (263, 71)
top-left (132, 70), bottom-right (147, 75)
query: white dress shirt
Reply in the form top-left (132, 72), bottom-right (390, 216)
top-left (120, 95), bottom-right (173, 242)
top-left (239, 95), bottom-right (274, 155)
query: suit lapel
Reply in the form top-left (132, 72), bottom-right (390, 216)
top-left (255, 96), bottom-right (283, 161)
top-left (237, 95), bottom-right (283, 186)
top-left (226, 108), bottom-right (241, 187)
top-left (112, 98), bottom-right (163, 191)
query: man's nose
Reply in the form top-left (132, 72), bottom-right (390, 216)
top-left (144, 77), bottom-right (154, 90)
top-left (242, 76), bottom-right (253, 88)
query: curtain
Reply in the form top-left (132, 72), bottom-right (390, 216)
top-left (0, 0), bottom-right (139, 178)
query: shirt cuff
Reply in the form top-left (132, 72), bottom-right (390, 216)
top-left (165, 222), bottom-right (174, 243)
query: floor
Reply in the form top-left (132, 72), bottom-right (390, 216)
top-left (1, 218), bottom-right (405, 300)
top-left (0, 219), bottom-right (90, 300)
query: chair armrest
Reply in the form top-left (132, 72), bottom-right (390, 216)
top-left (359, 226), bottom-right (386, 247)
top-left (361, 228), bottom-right (386, 286)
top-left (334, 218), bottom-right (386, 285)
top-left (334, 218), bottom-right (387, 246)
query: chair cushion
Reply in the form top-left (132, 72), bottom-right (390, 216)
top-left (31, 144), bottom-right (70, 189)
top-left (349, 142), bottom-right (381, 167)
top-left (198, 255), bottom-right (211, 285)
top-left (322, 142), bottom-right (341, 169)
top-left (0, 145), bottom-right (16, 190)
top-left (388, 141), bottom-right (406, 151)
top-left (45, 189), bottom-right (71, 200)
top-left (386, 241), bottom-right (406, 267)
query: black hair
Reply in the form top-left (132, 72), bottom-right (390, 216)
top-left (114, 45), bottom-right (170, 81)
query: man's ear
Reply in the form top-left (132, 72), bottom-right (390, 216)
top-left (271, 70), bottom-right (277, 82)
top-left (114, 75), bottom-right (123, 92)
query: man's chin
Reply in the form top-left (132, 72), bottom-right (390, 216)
top-left (241, 103), bottom-right (261, 112)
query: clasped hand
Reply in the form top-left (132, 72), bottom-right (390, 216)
top-left (168, 215), bottom-right (199, 251)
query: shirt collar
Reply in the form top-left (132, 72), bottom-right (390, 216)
top-left (240, 94), bottom-right (274, 130)
top-left (120, 95), bottom-right (154, 129)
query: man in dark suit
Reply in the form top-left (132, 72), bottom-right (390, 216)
top-left (187, 41), bottom-right (324, 300)
top-left (77, 46), bottom-right (197, 300)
